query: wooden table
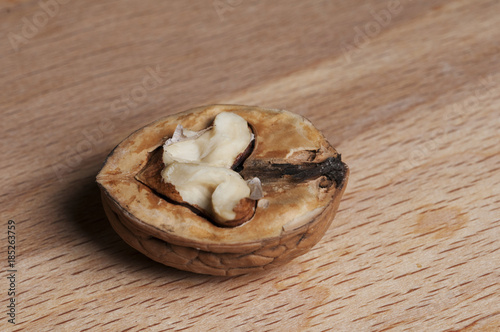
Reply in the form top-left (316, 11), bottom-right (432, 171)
top-left (1, 0), bottom-right (499, 331)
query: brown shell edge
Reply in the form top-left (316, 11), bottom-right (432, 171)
top-left (99, 166), bottom-right (349, 276)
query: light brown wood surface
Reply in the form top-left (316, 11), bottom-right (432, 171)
top-left (1, 0), bottom-right (499, 331)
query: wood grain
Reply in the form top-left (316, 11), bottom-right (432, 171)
top-left (1, 0), bottom-right (499, 331)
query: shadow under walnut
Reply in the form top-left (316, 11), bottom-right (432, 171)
top-left (97, 105), bottom-right (349, 276)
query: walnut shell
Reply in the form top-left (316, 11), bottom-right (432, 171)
top-left (97, 105), bottom-right (349, 276)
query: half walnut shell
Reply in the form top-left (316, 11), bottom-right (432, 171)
top-left (96, 105), bottom-right (349, 276)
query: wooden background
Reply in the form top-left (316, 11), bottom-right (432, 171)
top-left (1, 0), bottom-right (499, 331)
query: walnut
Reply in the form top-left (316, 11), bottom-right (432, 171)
top-left (96, 105), bottom-right (349, 276)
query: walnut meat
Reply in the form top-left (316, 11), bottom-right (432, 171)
top-left (96, 105), bottom-right (349, 276)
